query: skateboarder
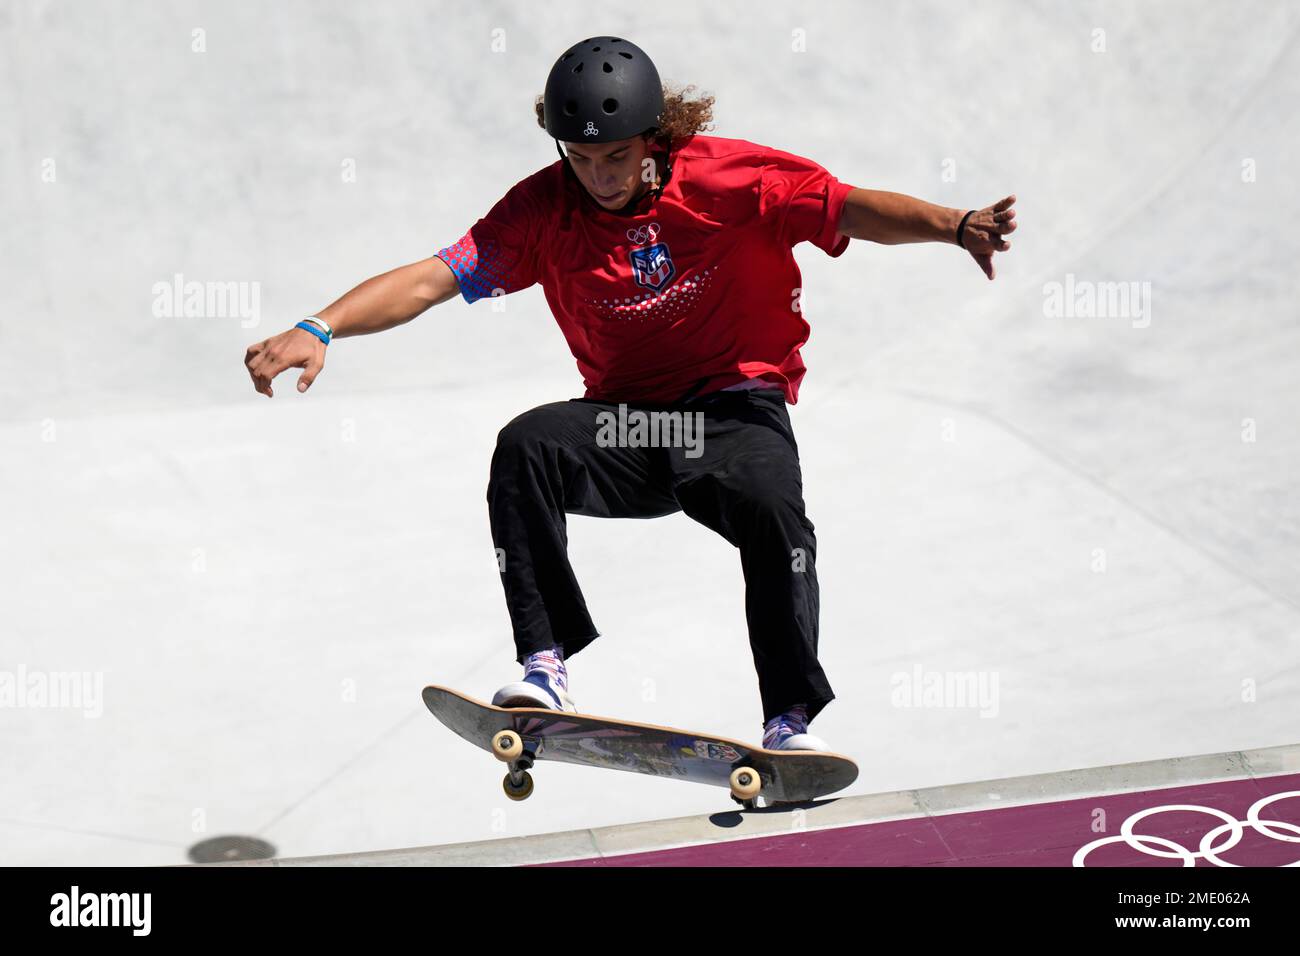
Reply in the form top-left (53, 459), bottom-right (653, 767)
top-left (244, 37), bottom-right (1015, 753)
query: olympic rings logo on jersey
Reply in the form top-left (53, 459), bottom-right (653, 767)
top-left (626, 223), bottom-right (661, 246)
top-left (1073, 790), bottom-right (1300, 866)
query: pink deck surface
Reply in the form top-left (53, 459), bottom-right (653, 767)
top-left (538, 772), bottom-right (1300, 867)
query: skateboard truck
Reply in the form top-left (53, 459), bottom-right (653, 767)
top-left (728, 765), bottom-right (763, 809)
top-left (491, 729), bottom-right (537, 801)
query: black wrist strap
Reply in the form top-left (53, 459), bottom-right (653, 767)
top-left (956, 210), bottom-right (975, 248)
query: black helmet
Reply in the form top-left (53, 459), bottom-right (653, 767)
top-left (543, 37), bottom-right (664, 144)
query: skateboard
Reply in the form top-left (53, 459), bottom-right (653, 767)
top-left (422, 684), bottom-right (858, 809)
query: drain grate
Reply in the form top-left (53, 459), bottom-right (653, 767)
top-left (187, 835), bottom-right (277, 864)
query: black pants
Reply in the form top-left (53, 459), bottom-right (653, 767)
top-left (486, 388), bottom-right (833, 725)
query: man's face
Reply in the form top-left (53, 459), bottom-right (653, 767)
top-left (564, 135), bottom-right (653, 208)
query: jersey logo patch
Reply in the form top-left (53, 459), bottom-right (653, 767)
top-left (629, 241), bottom-right (677, 293)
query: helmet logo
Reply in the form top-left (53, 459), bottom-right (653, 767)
top-left (583, 121), bottom-right (599, 137)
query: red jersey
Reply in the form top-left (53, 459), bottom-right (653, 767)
top-left (434, 134), bottom-right (854, 404)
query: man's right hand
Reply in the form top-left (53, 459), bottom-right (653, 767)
top-left (244, 325), bottom-right (327, 397)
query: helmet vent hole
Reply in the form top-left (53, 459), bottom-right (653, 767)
top-left (602, 61), bottom-right (613, 73)
top-left (602, 98), bottom-right (619, 114)
top-left (563, 99), bottom-right (578, 117)
top-left (619, 52), bottom-right (632, 59)
top-left (573, 62), bottom-right (583, 74)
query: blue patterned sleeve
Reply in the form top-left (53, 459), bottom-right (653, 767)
top-left (435, 176), bottom-right (545, 304)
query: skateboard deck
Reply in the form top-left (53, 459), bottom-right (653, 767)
top-left (422, 684), bottom-right (857, 807)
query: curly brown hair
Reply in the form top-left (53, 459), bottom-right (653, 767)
top-left (533, 83), bottom-right (716, 144)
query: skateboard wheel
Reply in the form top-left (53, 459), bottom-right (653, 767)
top-left (492, 729), bottom-right (524, 762)
top-left (729, 766), bottom-right (762, 801)
top-left (503, 770), bottom-right (534, 801)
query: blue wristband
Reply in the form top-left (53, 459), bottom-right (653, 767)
top-left (295, 320), bottom-right (331, 345)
